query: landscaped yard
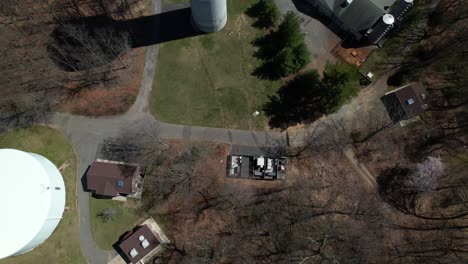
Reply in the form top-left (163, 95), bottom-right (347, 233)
top-left (89, 197), bottom-right (144, 250)
top-left (0, 126), bottom-right (85, 264)
top-left (151, 0), bottom-right (283, 129)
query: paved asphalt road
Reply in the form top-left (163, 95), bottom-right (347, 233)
top-left (48, 1), bottom-right (389, 263)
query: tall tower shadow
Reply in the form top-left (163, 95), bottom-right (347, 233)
top-left (47, 7), bottom-right (205, 71)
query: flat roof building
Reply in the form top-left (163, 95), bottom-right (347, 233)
top-left (228, 145), bottom-right (286, 180)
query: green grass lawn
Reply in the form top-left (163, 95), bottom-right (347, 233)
top-left (0, 126), bottom-right (85, 264)
top-left (151, 0), bottom-right (283, 129)
top-left (89, 198), bottom-right (145, 250)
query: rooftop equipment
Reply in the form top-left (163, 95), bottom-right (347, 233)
top-left (130, 248), bottom-right (139, 258)
top-left (141, 239), bottom-right (150, 249)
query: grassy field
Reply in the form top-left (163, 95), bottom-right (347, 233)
top-left (151, 0), bottom-right (283, 129)
top-left (0, 126), bottom-right (85, 264)
top-left (89, 197), bottom-right (144, 250)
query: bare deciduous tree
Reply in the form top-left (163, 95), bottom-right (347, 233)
top-left (97, 207), bottom-right (118, 223)
top-left (406, 156), bottom-right (444, 192)
top-left (100, 121), bottom-right (168, 174)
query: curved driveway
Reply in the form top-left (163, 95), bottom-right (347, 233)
top-left (48, 1), bottom-right (389, 263)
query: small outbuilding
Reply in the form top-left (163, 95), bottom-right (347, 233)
top-left (111, 218), bottom-right (170, 264)
top-left (117, 225), bottom-right (159, 264)
top-left (381, 82), bottom-right (428, 122)
top-left (86, 160), bottom-right (141, 198)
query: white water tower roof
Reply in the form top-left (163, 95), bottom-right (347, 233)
top-left (0, 149), bottom-right (66, 259)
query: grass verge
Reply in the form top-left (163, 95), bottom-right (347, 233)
top-left (0, 126), bottom-right (85, 264)
top-left (89, 197), bottom-right (144, 250)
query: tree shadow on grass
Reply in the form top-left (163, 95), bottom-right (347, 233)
top-left (263, 71), bottom-right (327, 129)
top-left (252, 33), bottom-right (279, 60)
top-left (252, 61), bottom-right (281, 80)
top-left (251, 33), bottom-right (283, 80)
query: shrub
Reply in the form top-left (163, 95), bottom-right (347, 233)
top-left (322, 62), bottom-right (359, 112)
top-left (257, 0), bottom-right (281, 28)
top-left (272, 12), bottom-right (310, 77)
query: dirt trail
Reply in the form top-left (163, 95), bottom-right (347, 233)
top-left (343, 146), bottom-right (376, 188)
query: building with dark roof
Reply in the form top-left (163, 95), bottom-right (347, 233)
top-left (228, 145), bottom-right (286, 180)
top-left (86, 160), bottom-right (140, 197)
top-left (381, 82), bottom-right (428, 122)
top-left (306, 0), bottom-right (414, 44)
top-left (117, 224), bottom-right (160, 264)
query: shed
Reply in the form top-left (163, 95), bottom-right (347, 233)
top-left (117, 225), bottom-right (160, 264)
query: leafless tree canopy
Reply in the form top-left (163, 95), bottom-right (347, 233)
top-left (406, 157), bottom-right (444, 192)
top-left (100, 121), bottom-right (167, 174)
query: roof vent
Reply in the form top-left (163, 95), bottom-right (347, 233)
top-left (130, 248), bottom-right (138, 258)
top-left (141, 239), bottom-right (150, 249)
top-left (407, 99), bottom-right (414, 105)
top-left (138, 235), bottom-right (145, 242)
top-left (421, 93), bottom-right (427, 100)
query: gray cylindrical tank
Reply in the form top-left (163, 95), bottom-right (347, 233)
top-left (191, 0), bottom-right (227, 33)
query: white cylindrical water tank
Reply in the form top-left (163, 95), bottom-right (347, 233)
top-left (191, 0), bottom-right (227, 33)
top-left (0, 149), bottom-right (66, 259)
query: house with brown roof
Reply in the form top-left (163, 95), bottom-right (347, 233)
top-left (110, 218), bottom-right (170, 264)
top-left (117, 225), bottom-right (159, 264)
top-left (381, 82), bottom-right (428, 122)
top-left (86, 159), bottom-right (142, 198)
